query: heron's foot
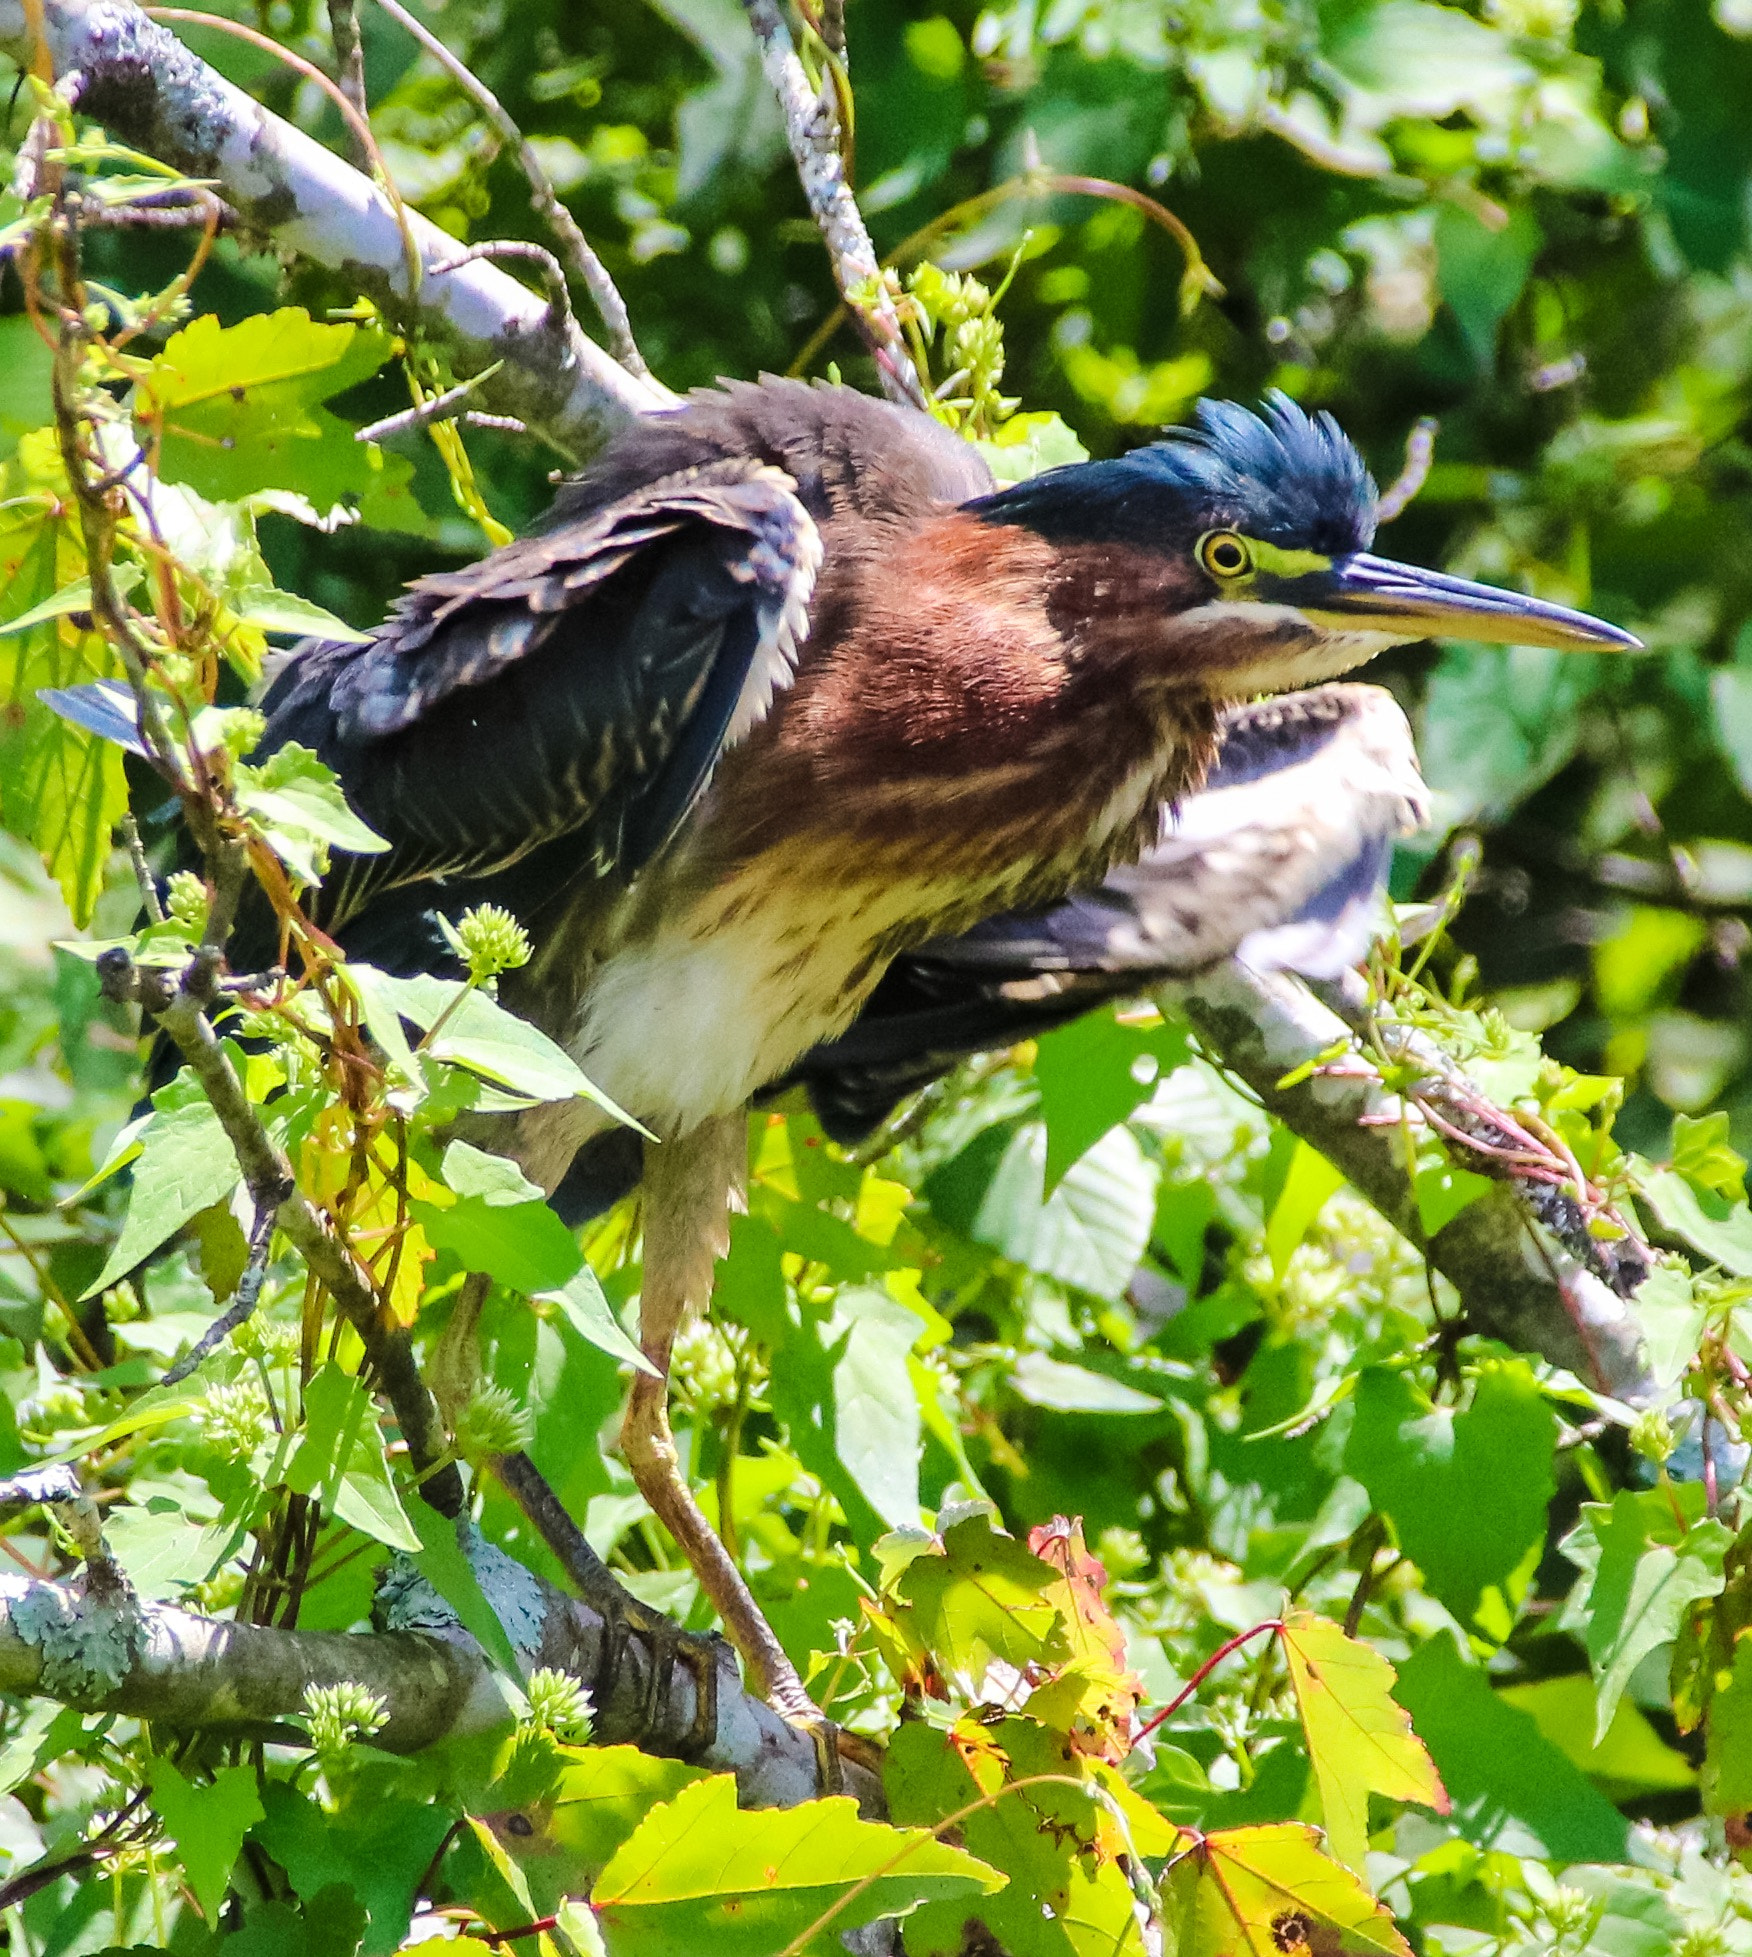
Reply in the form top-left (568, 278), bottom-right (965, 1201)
top-left (621, 1371), bottom-right (817, 1721)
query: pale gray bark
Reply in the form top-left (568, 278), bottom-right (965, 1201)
top-left (0, 0), bottom-right (670, 462)
top-left (0, 1541), bottom-right (876, 1811)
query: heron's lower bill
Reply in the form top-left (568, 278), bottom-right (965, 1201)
top-left (1307, 553), bottom-right (1640, 652)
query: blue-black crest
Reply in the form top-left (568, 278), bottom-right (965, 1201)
top-left (970, 393), bottom-right (1379, 560)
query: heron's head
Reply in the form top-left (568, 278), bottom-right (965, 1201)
top-left (968, 393), bottom-right (1638, 693)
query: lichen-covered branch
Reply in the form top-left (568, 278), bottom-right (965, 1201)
top-left (0, 1535), bottom-right (875, 1811)
top-left (1172, 963), bottom-right (1653, 1402)
top-left (740, 0), bottom-right (926, 410)
top-left (0, 0), bottom-right (671, 462)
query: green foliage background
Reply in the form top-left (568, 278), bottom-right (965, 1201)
top-left (5, 0), bottom-right (1752, 1951)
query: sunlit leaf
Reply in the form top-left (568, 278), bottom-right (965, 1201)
top-left (1343, 1361), bottom-right (1555, 1633)
top-left (83, 1095), bottom-right (241, 1298)
top-left (1161, 1823), bottom-right (1410, 1956)
top-left (590, 1773), bottom-right (1002, 1954)
top-left (1279, 1612), bottom-right (1447, 1877)
top-left (1562, 1489), bottom-right (1730, 1740)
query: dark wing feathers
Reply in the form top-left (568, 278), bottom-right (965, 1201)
top-left (256, 460), bottom-right (819, 939)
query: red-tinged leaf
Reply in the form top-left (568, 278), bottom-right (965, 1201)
top-left (1163, 1824), bottom-right (1411, 1957)
top-left (1027, 1516), bottom-right (1143, 1759)
top-left (1280, 1612), bottom-right (1448, 1878)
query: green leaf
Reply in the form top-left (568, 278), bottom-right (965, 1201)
top-left (1705, 1632), bottom-right (1752, 1816)
top-left (138, 308), bottom-right (403, 511)
top-left (234, 741), bottom-right (390, 882)
top-left (1008, 1352), bottom-right (1162, 1413)
top-left (1265, 1138), bottom-right (1345, 1280)
top-left (232, 584), bottom-right (374, 644)
top-left (1670, 1110), bottom-right (1748, 1201)
top-left (828, 1285), bottom-right (924, 1529)
top-left (1435, 203), bottom-right (1540, 359)
top-left (970, 410), bottom-right (1089, 484)
top-left (590, 1773), bottom-right (1002, 1955)
top-left (147, 1757), bottom-right (264, 1922)
top-left (283, 1362), bottom-right (421, 1551)
top-left (83, 1095), bottom-right (242, 1298)
top-left (1411, 1156), bottom-right (1493, 1236)
top-left (1033, 1007), bottom-right (1190, 1192)
top-left (539, 1263), bottom-right (659, 1375)
top-left (1279, 1612), bottom-right (1448, 1878)
top-left (1419, 642), bottom-right (1598, 830)
top-left (1563, 1489), bottom-right (1730, 1740)
top-left (0, 567), bottom-right (136, 634)
top-left (412, 1143), bottom-right (584, 1294)
top-left (1630, 1262), bottom-right (1709, 1392)
top-left (409, 1510), bottom-right (525, 1675)
top-left (0, 510), bottom-right (130, 922)
top-left (1392, 1634), bottom-right (1629, 1863)
top-left (926, 1118), bottom-right (1158, 1300)
top-left (1636, 1165), bottom-right (1752, 1275)
top-left (373, 972), bottom-right (645, 1123)
top-left (1163, 1823), bottom-right (1410, 1957)
top-left (253, 1781), bottom-right (457, 1957)
top-left (1343, 1361), bottom-right (1555, 1635)
top-left (1711, 666), bottom-right (1752, 799)
top-left (887, 1719), bottom-right (1149, 1957)
top-left (1497, 1673), bottom-right (1696, 1802)
top-left (886, 1510), bottom-right (1063, 1688)
top-left (441, 1140), bottom-right (546, 1206)
top-left (480, 1743), bottom-right (711, 1915)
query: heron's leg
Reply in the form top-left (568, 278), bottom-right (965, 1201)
top-left (620, 1111), bottom-right (816, 1721)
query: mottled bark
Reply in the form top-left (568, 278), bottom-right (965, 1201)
top-left (0, 0), bottom-right (669, 461)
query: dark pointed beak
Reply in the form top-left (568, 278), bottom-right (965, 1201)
top-left (1316, 552), bottom-right (1641, 652)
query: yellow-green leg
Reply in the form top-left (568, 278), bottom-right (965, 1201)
top-left (620, 1111), bottom-right (817, 1721)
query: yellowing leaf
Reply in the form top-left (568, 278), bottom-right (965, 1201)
top-left (1280, 1613), bottom-right (1448, 1878)
top-left (1163, 1824), bottom-right (1411, 1957)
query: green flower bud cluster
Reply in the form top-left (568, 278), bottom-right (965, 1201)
top-left (671, 1317), bottom-right (752, 1415)
top-left (525, 1666), bottom-right (594, 1745)
top-left (449, 903), bottom-right (533, 983)
top-left (454, 1381), bottom-right (534, 1458)
top-left (197, 1377), bottom-right (273, 1463)
top-left (302, 1680), bottom-right (388, 1761)
top-left (164, 870), bottom-right (209, 938)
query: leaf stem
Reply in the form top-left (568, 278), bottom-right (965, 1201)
top-left (1136, 1619), bottom-right (1283, 1739)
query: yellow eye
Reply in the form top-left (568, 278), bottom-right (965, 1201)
top-left (1198, 531), bottom-right (1253, 580)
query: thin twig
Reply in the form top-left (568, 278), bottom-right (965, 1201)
top-left (740, 0), bottom-right (926, 410)
top-left (162, 1203), bottom-right (275, 1386)
top-left (102, 948), bottom-right (465, 1518)
top-left (326, 0), bottom-right (371, 171)
top-left (1376, 417), bottom-right (1438, 525)
top-left (119, 813), bottom-right (164, 923)
top-left (355, 363), bottom-right (503, 443)
top-left (364, 0), bottom-right (648, 377)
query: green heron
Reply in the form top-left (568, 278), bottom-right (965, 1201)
top-left (248, 380), bottom-right (1634, 1712)
top-left (553, 680), bottom-right (1429, 1208)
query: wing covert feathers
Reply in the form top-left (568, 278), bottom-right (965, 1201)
top-left (258, 458), bottom-right (820, 930)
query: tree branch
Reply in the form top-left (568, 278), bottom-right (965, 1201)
top-left (0, 1543), bottom-right (877, 1810)
top-left (740, 0), bottom-right (926, 410)
top-left (0, 0), bottom-right (671, 462)
top-left (1170, 962), bottom-right (1653, 1401)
